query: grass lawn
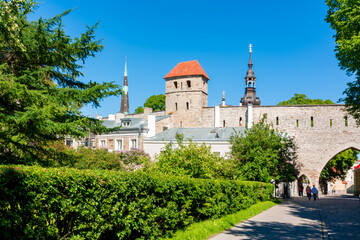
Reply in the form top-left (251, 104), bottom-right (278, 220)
top-left (162, 200), bottom-right (280, 240)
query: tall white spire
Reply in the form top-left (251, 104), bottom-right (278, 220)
top-left (124, 56), bottom-right (127, 77)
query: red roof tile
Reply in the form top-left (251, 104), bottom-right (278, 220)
top-left (164, 60), bottom-right (209, 80)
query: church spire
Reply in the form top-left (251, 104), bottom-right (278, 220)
top-left (240, 44), bottom-right (261, 106)
top-left (221, 90), bottom-right (226, 106)
top-left (120, 57), bottom-right (129, 114)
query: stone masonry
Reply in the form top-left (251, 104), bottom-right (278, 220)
top-left (164, 60), bottom-right (360, 193)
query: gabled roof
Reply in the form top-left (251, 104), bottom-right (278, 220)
top-left (164, 60), bottom-right (209, 80)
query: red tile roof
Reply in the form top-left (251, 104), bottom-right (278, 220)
top-left (164, 60), bottom-right (209, 80)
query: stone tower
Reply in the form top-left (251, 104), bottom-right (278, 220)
top-left (120, 58), bottom-right (129, 114)
top-left (164, 60), bottom-right (209, 127)
top-left (240, 44), bottom-right (261, 106)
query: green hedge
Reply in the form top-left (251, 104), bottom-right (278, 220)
top-left (0, 165), bottom-right (273, 239)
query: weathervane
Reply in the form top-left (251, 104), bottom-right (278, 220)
top-left (249, 44), bottom-right (252, 53)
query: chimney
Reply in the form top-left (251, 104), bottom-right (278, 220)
top-left (215, 105), bottom-right (220, 127)
top-left (144, 107), bottom-right (153, 121)
top-left (147, 115), bottom-right (156, 137)
top-left (247, 104), bottom-right (253, 128)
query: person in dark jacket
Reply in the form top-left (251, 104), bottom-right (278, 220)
top-left (306, 186), bottom-right (312, 200)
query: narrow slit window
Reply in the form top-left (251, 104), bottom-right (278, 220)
top-left (296, 119), bottom-right (299, 127)
top-left (180, 121), bottom-right (183, 127)
top-left (186, 80), bottom-right (191, 88)
top-left (276, 117), bottom-right (279, 125)
top-left (345, 116), bottom-right (348, 127)
top-left (330, 119), bottom-right (333, 127)
top-left (186, 102), bottom-right (189, 110)
top-left (239, 117), bottom-right (243, 126)
top-left (181, 82), bottom-right (183, 89)
top-left (311, 117), bottom-right (314, 127)
top-left (174, 81), bottom-right (178, 89)
top-left (175, 103), bottom-right (178, 111)
top-left (223, 120), bottom-right (226, 127)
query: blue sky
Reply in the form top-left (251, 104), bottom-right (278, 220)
top-left (29, 0), bottom-right (354, 117)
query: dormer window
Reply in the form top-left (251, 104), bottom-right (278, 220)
top-left (122, 121), bottom-right (130, 127)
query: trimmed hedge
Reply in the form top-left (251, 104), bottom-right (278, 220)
top-left (0, 165), bottom-right (273, 239)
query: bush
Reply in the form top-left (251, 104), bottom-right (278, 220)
top-left (0, 165), bottom-right (273, 239)
top-left (146, 139), bottom-right (232, 179)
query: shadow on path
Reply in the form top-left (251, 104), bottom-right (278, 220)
top-left (210, 197), bottom-right (324, 240)
top-left (319, 195), bottom-right (360, 240)
top-left (211, 195), bottom-right (360, 240)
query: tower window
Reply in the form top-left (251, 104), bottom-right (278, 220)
top-left (239, 117), bottom-right (243, 126)
top-left (311, 116), bottom-right (314, 127)
top-left (345, 116), bottom-right (348, 126)
top-left (181, 82), bottom-right (183, 89)
top-left (174, 81), bottom-right (178, 89)
top-left (175, 103), bottom-right (178, 111)
top-left (186, 102), bottom-right (189, 110)
top-left (276, 117), bottom-right (279, 125)
top-left (223, 120), bottom-right (226, 127)
top-left (187, 80), bottom-right (191, 88)
top-left (330, 119), bottom-right (333, 127)
top-left (296, 119), bottom-right (299, 127)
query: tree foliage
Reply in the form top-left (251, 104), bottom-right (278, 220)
top-left (278, 93), bottom-right (334, 105)
top-left (0, 0), bottom-right (121, 163)
top-left (146, 137), bottom-right (232, 179)
top-left (326, 0), bottom-right (360, 123)
top-left (135, 94), bottom-right (165, 113)
top-left (229, 118), bottom-right (297, 183)
top-left (135, 106), bottom-right (144, 114)
top-left (320, 148), bottom-right (358, 182)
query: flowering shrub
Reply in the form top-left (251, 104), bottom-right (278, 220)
top-left (36, 142), bottom-right (151, 171)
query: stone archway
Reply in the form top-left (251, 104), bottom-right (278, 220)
top-left (299, 142), bottom-right (360, 195)
top-left (297, 174), bottom-right (310, 197)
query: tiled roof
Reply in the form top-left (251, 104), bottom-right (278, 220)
top-left (164, 60), bottom-right (209, 80)
top-left (145, 127), bottom-right (245, 141)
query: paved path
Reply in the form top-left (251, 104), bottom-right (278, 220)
top-left (210, 195), bottom-right (359, 240)
top-left (319, 195), bottom-right (360, 240)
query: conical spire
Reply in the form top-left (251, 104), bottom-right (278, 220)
top-left (124, 56), bottom-right (127, 77)
top-left (120, 57), bottom-right (129, 114)
top-left (245, 44), bottom-right (255, 79)
top-left (240, 44), bottom-right (261, 106)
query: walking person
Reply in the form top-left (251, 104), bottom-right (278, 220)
top-left (312, 184), bottom-right (318, 201)
top-left (299, 184), bottom-right (304, 196)
top-left (306, 185), bottom-right (312, 200)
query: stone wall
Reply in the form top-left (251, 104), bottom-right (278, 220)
top-left (183, 104), bottom-right (360, 189)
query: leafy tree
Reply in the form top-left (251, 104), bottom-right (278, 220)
top-left (146, 137), bottom-right (231, 179)
top-left (0, 0), bottom-right (121, 164)
top-left (135, 94), bottom-right (165, 113)
top-left (229, 117), bottom-right (297, 183)
top-left (326, 1), bottom-right (360, 124)
top-left (278, 94), bottom-right (334, 105)
top-left (320, 149), bottom-right (358, 183)
top-left (135, 106), bottom-right (144, 113)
